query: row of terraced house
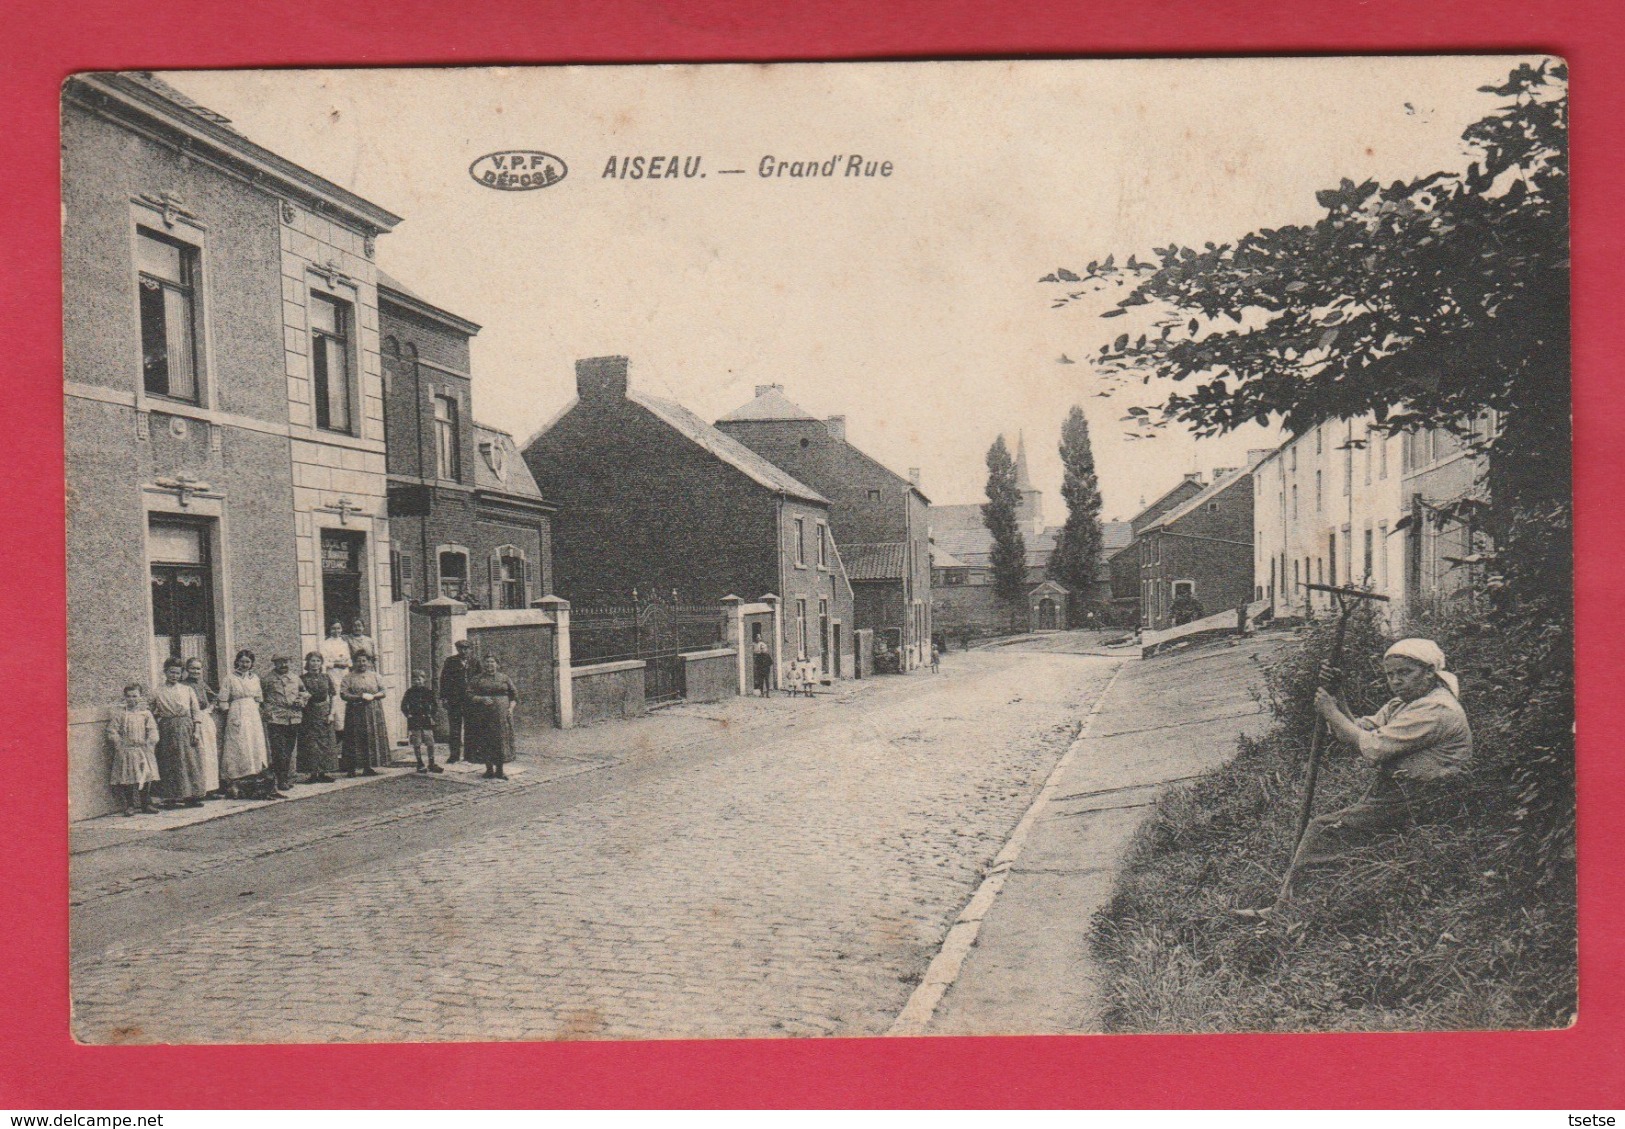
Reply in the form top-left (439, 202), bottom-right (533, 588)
top-left (63, 73), bottom-right (933, 820)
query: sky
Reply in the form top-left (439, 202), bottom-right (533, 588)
top-left (163, 57), bottom-right (1524, 521)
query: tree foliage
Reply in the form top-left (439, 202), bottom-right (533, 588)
top-left (982, 435), bottom-right (1029, 612)
top-left (1044, 60), bottom-right (1569, 618)
top-left (1050, 406), bottom-right (1104, 601)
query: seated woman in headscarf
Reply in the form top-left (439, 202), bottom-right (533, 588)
top-left (1286, 637), bottom-right (1474, 893)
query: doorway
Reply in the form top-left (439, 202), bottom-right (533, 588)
top-left (321, 529), bottom-right (367, 633)
top-left (149, 517), bottom-right (216, 686)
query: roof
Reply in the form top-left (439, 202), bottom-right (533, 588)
top-left (377, 270), bottom-right (482, 336)
top-left (1102, 520), bottom-right (1135, 554)
top-left (930, 544), bottom-right (971, 568)
top-left (931, 503), bottom-right (987, 533)
top-left (718, 386), bottom-right (819, 422)
top-left (69, 73), bottom-right (402, 235)
top-left (932, 525), bottom-right (1059, 569)
top-left (1140, 459), bottom-right (1262, 534)
top-left (632, 391), bottom-right (831, 506)
top-left (843, 542), bottom-right (906, 581)
top-left (472, 424), bottom-right (545, 500)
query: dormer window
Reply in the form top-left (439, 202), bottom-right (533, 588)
top-left (479, 438), bottom-right (506, 480)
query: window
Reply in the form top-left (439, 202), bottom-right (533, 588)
top-left (1291, 483), bottom-right (1299, 519)
top-left (137, 228), bottom-right (201, 402)
top-left (434, 394), bottom-right (460, 480)
top-left (1329, 532), bottom-right (1337, 586)
top-left (796, 598), bottom-right (808, 658)
top-left (945, 569), bottom-right (966, 587)
top-left (1293, 558), bottom-right (1300, 592)
top-left (438, 549), bottom-right (469, 600)
top-left (1315, 471), bottom-right (1322, 512)
top-left (816, 522), bottom-right (828, 568)
top-left (1377, 522), bottom-right (1390, 587)
top-left (1343, 430), bottom-right (1354, 495)
top-left (310, 293), bottom-right (354, 434)
top-left (867, 489), bottom-right (882, 502)
top-left (1363, 429), bottom-right (1373, 486)
top-left (794, 517), bottom-right (806, 566)
top-left (495, 547), bottom-right (527, 609)
top-left (1363, 528), bottom-right (1374, 584)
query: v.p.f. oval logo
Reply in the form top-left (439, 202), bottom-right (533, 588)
top-left (469, 151), bottom-right (568, 191)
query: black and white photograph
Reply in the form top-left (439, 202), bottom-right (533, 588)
top-left (63, 57), bottom-right (1574, 1043)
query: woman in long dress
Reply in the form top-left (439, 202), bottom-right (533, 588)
top-left (297, 652), bottom-right (339, 783)
top-left (465, 654), bottom-right (518, 780)
top-left (319, 620), bottom-right (353, 734)
top-left (340, 651), bottom-right (390, 776)
top-left (150, 658), bottom-right (206, 806)
top-left (183, 657), bottom-right (222, 797)
top-left (219, 649), bottom-right (273, 797)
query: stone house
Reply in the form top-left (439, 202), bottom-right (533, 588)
top-left (63, 72), bottom-right (401, 819)
top-left (379, 273), bottom-right (556, 662)
top-left (521, 357), bottom-right (855, 679)
top-left (1126, 458), bottom-right (1264, 630)
top-left (714, 385), bottom-right (931, 669)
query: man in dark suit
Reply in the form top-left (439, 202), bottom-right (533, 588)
top-left (439, 638), bottom-right (473, 764)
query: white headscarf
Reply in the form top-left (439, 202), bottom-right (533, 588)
top-left (1384, 638), bottom-right (1460, 698)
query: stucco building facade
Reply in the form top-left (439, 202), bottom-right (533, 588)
top-left (63, 72), bottom-right (402, 819)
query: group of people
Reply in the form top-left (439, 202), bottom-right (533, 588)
top-left (106, 620), bottom-right (520, 817)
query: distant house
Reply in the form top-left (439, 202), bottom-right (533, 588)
top-left (715, 384), bottom-right (931, 669)
top-left (521, 357), bottom-right (855, 679)
top-left (929, 434), bottom-right (1126, 632)
top-left (1119, 457), bottom-right (1265, 630)
top-left (379, 273), bottom-right (557, 690)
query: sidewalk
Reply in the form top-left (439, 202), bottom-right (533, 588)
top-left (900, 632), bottom-right (1293, 1035)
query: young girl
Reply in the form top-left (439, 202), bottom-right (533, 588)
top-left (183, 656), bottom-right (222, 798)
top-left (107, 683), bottom-right (160, 816)
top-left (219, 649), bottom-right (273, 798)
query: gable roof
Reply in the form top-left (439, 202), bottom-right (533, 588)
top-left (1102, 520), bottom-right (1135, 554)
top-left (930, 544), bottom-right (971, 569)
top-left (377, 269), bottom-right (482, 336)
top-left (1141, 460), bottom-right (1260, 534)
top-left (472, 424), bottom-right (545, 499)
top-left (718, 386), bottom-right (819, 422)
top-left (844, 542), bottom-right (906, 581)
top-left (631, 391), bottom-right (831, 506)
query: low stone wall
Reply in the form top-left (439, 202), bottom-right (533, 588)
top-left (682, 647), bottom-right (738, 703)
top-left (571, 659), bottom-right (647, 726)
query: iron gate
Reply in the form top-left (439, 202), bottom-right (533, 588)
top-left (570, 591), bottom-right (726, 704)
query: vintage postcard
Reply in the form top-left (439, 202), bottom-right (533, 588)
top-left (64, 57), bottom-right (1573, 1043)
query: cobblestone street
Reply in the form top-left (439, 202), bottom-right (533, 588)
top-left (71, 645), bottom-right (1121, 1043)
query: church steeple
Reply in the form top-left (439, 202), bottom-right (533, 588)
top-left (1014, 430), bottom-right (1034, 491)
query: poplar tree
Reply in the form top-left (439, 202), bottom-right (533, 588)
top-left (983, 435), bottom-right (1028, 625)
top-left (1050, 407), bottom-right (1104, 607)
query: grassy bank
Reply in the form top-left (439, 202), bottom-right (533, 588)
top-left (1090, 610), bottom-right (1576, 1033)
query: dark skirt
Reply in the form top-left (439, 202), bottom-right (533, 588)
top-left (753, 651), bottom-right (773, 690)
top-left (341, 699), bottom-right (391, 771)
top-left (154, 715), bottom-right (205, 801)
top-left (464, 700), bottom-right (514, 766)
top-left (297, 709), bottom-right (338, 774)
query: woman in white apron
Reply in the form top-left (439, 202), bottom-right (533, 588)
top-left (184, 656), bottom-right (222, 796)
top-left (219, 649), bottom-right (272, 797)
top-left (319, 620), bottom-right (353, 733)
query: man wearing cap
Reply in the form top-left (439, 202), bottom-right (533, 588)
top-left (440, 639), bottom-right (473, 764)
top-left (262, 654), bottom-right (309, 793)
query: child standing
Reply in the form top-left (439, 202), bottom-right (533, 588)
top-left (107, 683), bottom-right (160, 816)
top-left (401, 670), bottom-right (441, 774)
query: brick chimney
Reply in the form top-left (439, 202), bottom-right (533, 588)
top-left (1183, 471), bottom-right (1203, 484)
top-left (754, 383), bottom-right (784, 397)
top-left (1210, 467), bottom-right (1235, 481)
top-left (577, 355), bottom-right (629, 403)
top-left (1247, 448), bottom-right (1273, 465)
top-left (826, 415), bottom-right (847, 440)
top-left (908, 467), bottom-right (922, 487)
